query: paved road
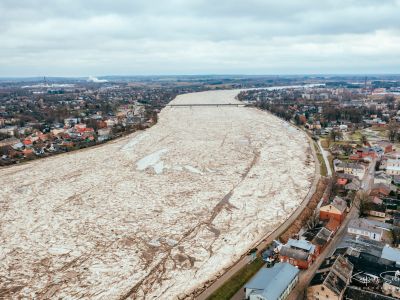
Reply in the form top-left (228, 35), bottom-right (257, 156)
top-left (196, 132), bottom-right (321, 300)
top-left (317, 140), bottom-right (332, 176)
top-left (361, 157), bottom-right (376, 192)
top-left (286, 205), bottom-right (359, 300)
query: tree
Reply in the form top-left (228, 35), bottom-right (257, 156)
top-left (388, 120), bottom-right (399, 142)
top-left (354, 191), bottom-right (370, 217)
top-left (385, 95), bottom-right (396, 110)
top-left (306, 210), bottom-right (320, 230)
top-left (326, 136), bottom-right (332, 148)
top-left (330, 130), bottom-right (343, 142)
top-left (0, 132), bottom-right (10, 141)
top-left (393, 227), bottom-right (400, 247)
top-left (361, 134), bottom-right (368, 145)
top-left (85, 119), bottom-right (100, 131)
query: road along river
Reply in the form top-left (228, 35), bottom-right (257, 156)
top-left (0, 89), bottom-right (315, 299)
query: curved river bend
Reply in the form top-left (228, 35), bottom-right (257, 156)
top-left (0, 89), bottom-right (315, 299)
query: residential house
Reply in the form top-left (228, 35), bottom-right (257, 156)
top-left (51, 128), bottom-right (65, 136)
top-left (22, 148), bottom-right (34, 157)
top-left (386, 163), bottom-right (400, 176)
top-left (12, 142), bottom-right (24, 151)
top-left (244, 263), bottom-right (300, 300)
top-left (304, 227), bottom-right (333, 254)
top-left (382, 274), bottom-right (400, 299)
top-left (371, 196), bottom-right (384, 205)
top-left (345, 178), bottom-right (362, 191)
top-left (381, 245), bottom-right (400, 267)
top-left (350, 147), bottom-right (380, 160)
top-left (97, 128), bottom-right (112, 142)
top-left (345, 285), bottom-right (398, 300)
top-left (307, 255), bottom-right (353, 300)
top-left (279, 239), bottom-right (316, 269)
top-left (370, 183), bottom-right (392, 198)
top-left (0, 126), bottom-right (17, 136)
top-left (377, 141), bottom-right (394, 154)
top-left (319, 196), bottom-right (347, 223)
top-left (375, 171), bottom-right (393, 186)
top-left (64, 118), bottom-right (80, 127)
top-left (336, 178), bottom-right (348, 186)
top-left (385, 157), bottom-right (400, 176)
top-left (336, 162), bottom-right (366, 180)
top-left (326, 218), bottom-right (341, 233)
top-left (368, 203), bottom-right (386, 218)
top-left (348, 218), bottom-right (384, 241)
top-left (105, 118), bottom-right (118, 127)
top-left (0, 137), bottom-right (20, 148)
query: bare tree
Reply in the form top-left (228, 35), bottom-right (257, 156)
top-left (361, 134), bottom-right (368, 145)
top-left (388, 120), bottom-right (399, 142)
top-left (330, 130), bottom-right (343, 142)
top-left (393, 227), bottom-right (400, 247)
top-left (306, 210), bottom-right (320, 230)
top-left (354, 191), bottom-right (370, 217)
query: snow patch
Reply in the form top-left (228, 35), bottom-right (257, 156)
top-left (122, 133), bottom-right (148, 151)
top-left (136, 149), bottom-right (168, 173)
top-left (149, 239), bottom-right (161, 247)
top-left (184, 165), bottom-right (203, 174)
top-left (48, 246), bottom-right (72, 255)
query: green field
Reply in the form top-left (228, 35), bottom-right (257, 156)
top-left (207, 257), bottom-right (266, 300)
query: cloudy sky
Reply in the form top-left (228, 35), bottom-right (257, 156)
top-left (1, 0), bottom-right (399, 76)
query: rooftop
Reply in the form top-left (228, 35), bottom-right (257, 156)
top-left (348, 218), bottom-right (384, 235)
top-left (309, 255), bottom-right (353, 296)
top-left (312, 227), bottom-right (332, 246)
top-left (338, 235), bottom-right (385, 258)
top-left (280, 246), bottom-right (309, 260)
top-left (381, 245), bottom-right (400, 263)
top-left (286, 238), bottom-right (316, 253)
top-left (331, 196), bottom-right (347, 212)
top-left (345, 286), bottom-right (397, 300)
top-left (245, 263), bottom-right (300, 300)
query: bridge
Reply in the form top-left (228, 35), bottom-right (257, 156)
top-left (165, 103), bottom-right (255, 107)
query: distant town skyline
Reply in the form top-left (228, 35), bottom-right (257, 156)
top-left (1, 0), bottom-right (400, 77)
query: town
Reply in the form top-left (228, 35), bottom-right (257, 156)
top-left (3, 76), bottom-right (400, 300)
top-left (0, 77), bottom-right (226, 166)
top-left (206, 79), bottom-right (400, 300)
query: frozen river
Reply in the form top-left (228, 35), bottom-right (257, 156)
top-left (0, 89), bottom-right (315, 299)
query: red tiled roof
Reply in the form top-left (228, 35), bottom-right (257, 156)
top-left (326, 218), bottom-right (340, 232)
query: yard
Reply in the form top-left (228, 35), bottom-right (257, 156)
top-left (207, 257), bottom-right (265, 300)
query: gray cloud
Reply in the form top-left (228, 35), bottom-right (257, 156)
top-left (0, 0), bottom-right (399, 76)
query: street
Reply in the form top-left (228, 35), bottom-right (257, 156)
top-left (286, 205), bottom-right (358, 300)
top-left (361, 157), bottom-right (376, 192)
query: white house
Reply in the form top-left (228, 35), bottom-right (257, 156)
top-left (386, 158), bottom-right (400, 176)
top-left (348, 218), bottom-right (383, 241)
top-left (336, 162), bottom-right (366, 180)
top-left (244, 263), bottom-right (299, 300)
top-left (97, 128), bottom-right (112, 142)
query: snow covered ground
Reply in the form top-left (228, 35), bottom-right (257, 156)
top-left (0, 89), bottom-right (315, 299)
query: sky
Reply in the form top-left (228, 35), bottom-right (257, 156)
top-left (0, 0), bottom-right (400, 77)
